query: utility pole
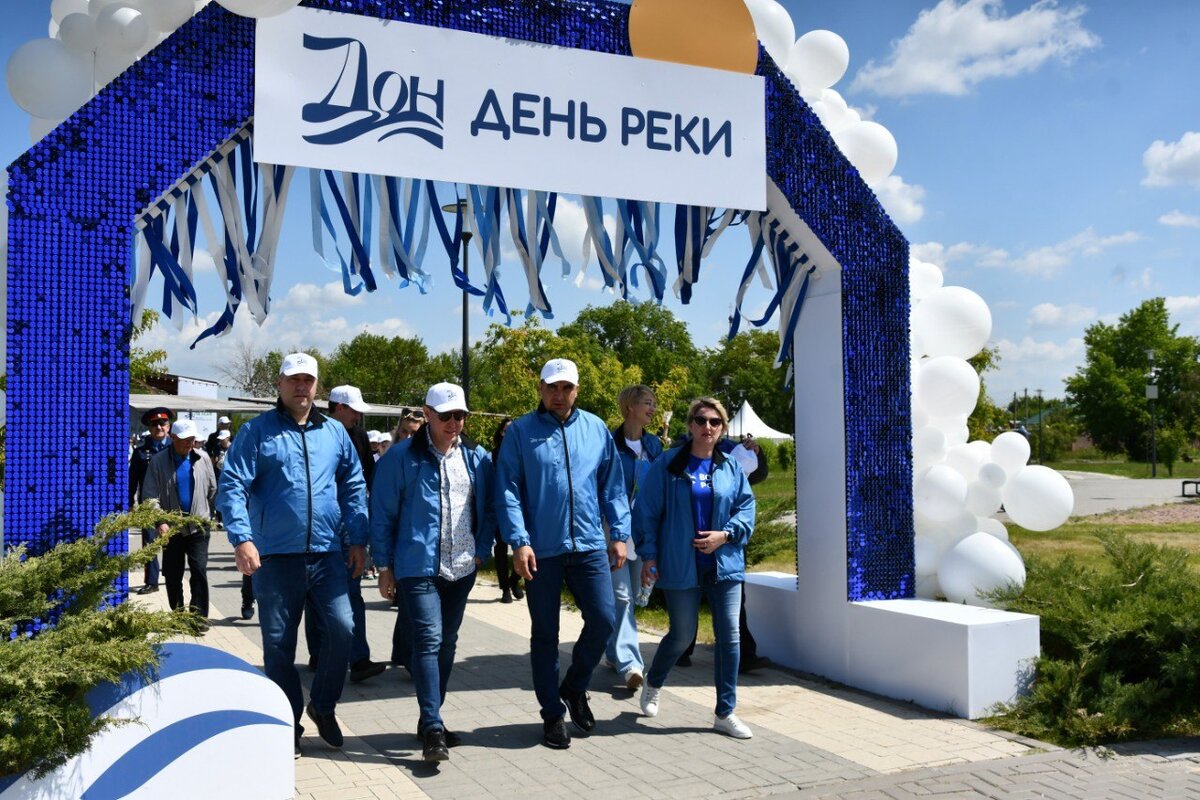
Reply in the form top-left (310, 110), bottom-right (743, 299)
top-left (1146, 349), bottom-right (1159, 478)
top-left (1036, 389), bottom-right (1044, 464)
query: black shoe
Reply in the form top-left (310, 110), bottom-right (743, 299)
top-left (413, 728), bottom-right (462, 747)
top-left (294, 722), bottom-right (305, 759)
top-left (738, 655), bottom-right (770, 674)
top-left (500, 590), bottom-right (513, 604)
top-left (294, 738), bottom-right (302, 759)
top-left (511, 581), bottom-right (525, 600)
top-left (135, 584), bottom-right (159, 595)
top-left (676, 653), bottom-right (692, 667)
top-left (305, 703), bottom-right (344, 748)
top-left (350, 658), bottom-right (387, 683)
top-left (542, 717), bottom-right (570, 749)
top-left (559, 684), bottom-right (595, 733)
top-left (241, 604), bottom-right (255, 620)
top-left (422, 728), bottom-right (449, 762)
top-left (195, 618), bottom-right (212, 634)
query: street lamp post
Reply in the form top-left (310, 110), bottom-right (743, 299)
top-left (1036, 389), bottom-right (1044, 465)
top-left (441, 201), bottom-right (472, 405)
top-left (721, 374), bottom-right (732, 416)
top-left (1146, 349), bottom-right (1159, 478)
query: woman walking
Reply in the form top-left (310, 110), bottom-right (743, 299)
top-left (634, 397), bottom-right (756, 738)
top-left (485, 418), bottom-right (524, 603)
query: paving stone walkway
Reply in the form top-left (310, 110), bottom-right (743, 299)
top-left (135, 542), bottom-right (1200, 799)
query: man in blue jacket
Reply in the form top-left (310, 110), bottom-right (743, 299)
top-left (497, 358), bottom-right (631, 750)
top-left (216, 352), bottom-right (368, 758)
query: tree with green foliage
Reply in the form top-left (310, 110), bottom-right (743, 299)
top-left (703, 330), bottom-right (792, 434)
top-left (129, 310), bottom-right (168, 393)
top-left (0, 504), bottom-right (205, 779)
top-left (323, 334), bottom-right (432, 408)
top-left (557, 301), bottom-right (703, 390)
top-left (1066, 298), bottom-right (1200, 459)
top-left (967, 346), bottom-right (1010, 441)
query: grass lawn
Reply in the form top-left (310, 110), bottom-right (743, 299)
top-left (1009, 504), bottom-right (1200, 572)
top-left (1047, 455), bottom-right (1200, 479)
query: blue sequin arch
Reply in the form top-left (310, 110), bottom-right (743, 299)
top-left (4, 0), bottom-right (912, 612)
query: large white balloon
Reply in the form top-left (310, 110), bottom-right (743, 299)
top-left (978, 461), bottom-right (1008, 489)
top-left (29, 115), bottom-right (63, 144)
top-left (52, 0), bottom-right (90, 23)
top-left (1003, 465), bottom-right (1074, 531)
top-left (911, 286), bottom-right (993, 360)
top-left (939, 533), bottom-right (1026, 606)
top-left (741, 0), bottom-right (795, 67)
top-left (96, 5), bottom-right (149, 52)
top-left (915, 356), bottom-right (980, 418)
top-left (915, 572), bottom-right (943, 600)
top-left (214, 0), bottom-right (303, 18)
top-left (58, 13), bottom-right (98, 53)
top-left (914, 535), bottom-right (939, 577)
top-left (910, 259), bottom-right (944, 300)
top-left (944, 442), bottom-right (988, 482)
top-left (835, 120), bottom-right (898, 185)
top-left (976, 517), bottom-right (1009, 541)
top-left (914, 465), bottom-right (968, 523)
top-left (965, 480), bottom-right (1003, 517)
top-left (913, 425), bottom-right (947, 463)
top-left (94, 45), bottom-right (133, 87)
top-left (787, 30), bottom-right (849, 93)
top-left (6, 39), bottom-right (92, 119)
top-left (991, 431), bottom-right (1031, 474)
top-left (141, 0), bottom-right (194, 31)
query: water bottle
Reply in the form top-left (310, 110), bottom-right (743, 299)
top-left (635, 567), bottom-right (657, 607)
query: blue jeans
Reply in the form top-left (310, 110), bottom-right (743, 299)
top-left (142, 528), bottom-right (160, 586)
top-left (305, 568), bottom-right (369, 666)
top-left (647, 570), bottom-right (742, 718)
top-left (605, 555), bottom-right (644, 676)
top-left (525, 549), bottom-right (615, 721)
top-left (400, 572), bottom-right (476, 734)
top-left (253, 552), bottom-right (354, 722)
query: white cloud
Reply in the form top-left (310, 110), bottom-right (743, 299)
top-left (275, 281), bottom-right (366, 313)
top-left (1142, 132), bottom-right (1200, 188)
top-left (996, 335), bottom-right (1085, 363)
top-left (1027, 302), bottom-right (1096, 329)
top-left (872, 175), bottom-right (926, 225)
top-left (1158, 209), bottom-right (1200, 228)
top-left (910, 240), bottom-right (985, 268)
top-left (977, 227), bottom-right (1140, 278)
top-left (852, 0), bottom-right (1100, 98)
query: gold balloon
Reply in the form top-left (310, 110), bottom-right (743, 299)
top-left (628, 0), bottom-right (759, 75)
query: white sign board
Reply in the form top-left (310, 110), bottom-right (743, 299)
top-left (255, 9), bottom-right (766, 210)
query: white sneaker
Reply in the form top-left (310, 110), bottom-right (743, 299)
top-left (624, 669), bottom-right (644, 691)
top-left (639, 685), bottom-right (661, 717)
top-left (713, 713), bottom-right (752, 739)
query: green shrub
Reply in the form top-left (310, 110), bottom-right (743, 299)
top-left (775, 440), bottom-right (795, 471)
top-left (987, 532), bottom-right (1200, 746)
top-left (0, 504), bottom-right (204, 779)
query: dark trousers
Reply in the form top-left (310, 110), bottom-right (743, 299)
top-left (241, 574), bottom-right (255, 607)
top-left (306, 566), bottom-right (370, 666)
top-left (162, 529), bottom-right (209, 617)
top-left (680, 583), bottom-right (758, 662)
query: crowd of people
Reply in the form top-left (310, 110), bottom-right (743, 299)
top-left (128, 355), bottom-right (770, 763)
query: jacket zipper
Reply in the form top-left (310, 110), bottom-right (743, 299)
top-left (558, 415), bottom-right (577, 551)
top-left (436, 449), bottom-right (445, 575)
top-left (301, 423), bottom-right (313, 553)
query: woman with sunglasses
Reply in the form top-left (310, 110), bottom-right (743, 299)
top-left (633, 397), bottom-right (756, 739)
top-left (370, 383), bottom-right (493, 762)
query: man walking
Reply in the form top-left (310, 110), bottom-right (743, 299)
top-left (142, 419), bottom-right (217, 627)
top-left (216, 353), bottom-right (368, 758)
top-left (129, 406), bottom-right (174, 594)
top-left (496, 358), bottom-right (631, 749)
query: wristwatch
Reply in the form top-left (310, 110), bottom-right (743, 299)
top-left (724, 531), bottom-right (733, 543)
top-left (377, 565), bottom-right (392, 572)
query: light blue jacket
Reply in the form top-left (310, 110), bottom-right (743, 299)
top-left (613, 426), bottom-right (665, 503)
top-left (370, 430), bottom-right (493, 579)
top-left (633, 445), bottom-right (755, 589)
top-left (216, 403), bottom-right (368, 555)
top-left (496, 405), bottom-right (630, 557)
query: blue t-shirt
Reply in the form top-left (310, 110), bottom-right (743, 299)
top-left (687, 455), bottom-right (715, 570)
top-left (173, 451), bottom-right (194, 513)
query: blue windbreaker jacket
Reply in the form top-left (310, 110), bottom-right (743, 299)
top-left (369, 430), bottom-right (493, 578)
top-left (216, 403), bottom-right (368, 555)
top-left (613, 426), bottom-right (665, 504)
top-left (496, 405), bottom-right (630, 556)
top-left (633, 445), bottom-right (755, 589)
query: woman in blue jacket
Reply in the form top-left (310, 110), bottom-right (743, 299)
top-left (634, 397), bottom-right (756, 739)
top-left (370, 383), bottom-right (492, 763)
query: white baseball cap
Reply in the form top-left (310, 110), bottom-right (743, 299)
top-left (367, 430), bottom-right (383, 443)
top-left (218, 416), bottom-right (231, 425)
top-left (170, 419), bottom-right (198, 440)
top-left (216, 429), bottom-right (231, 441)
top-left (279, 352), bottom-right (318, 378)
top-left (329, 384), bottom-right (370, 413)
top-left (425, 382), bottom-right (468, 414)
top-left (540, 358), bottom-right (579, 386)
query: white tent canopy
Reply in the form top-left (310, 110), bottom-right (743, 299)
top-left (727, 401), bottom-right (793, 441)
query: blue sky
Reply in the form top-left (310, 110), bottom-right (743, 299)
top-left (3, 0), bottom-right (1199, 406)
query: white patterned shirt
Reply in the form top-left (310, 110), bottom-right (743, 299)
top-left (428, 428), bottom-right (476, 580)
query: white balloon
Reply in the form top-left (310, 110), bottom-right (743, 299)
top-left (914, 535), bottom-right (940, 577)
top-left (910, 259), bottom-right (944, 300)
top-left (29, 115), bottom-right (63, 144)
top-left (1002, 466), bottom-right (1074, 532)
top-left (978, 461), bottom-right (1008, 489)
top-left (914, 465), bottom-right (968, 523)
top-left (913, 425), bottom-right (946, 463)
top-left (915, 357), bottom-right (980, 418)
top-left (991, 431), bottom-right (1031, 473)
top-left (836, 120), bottom-right (898, 185)
top-left (915, 572), bottom-right (943, 600)
top-left (52, 0), bottom-right (90, 23)
top-left (59, 13), bottom-right (98, 53)
top-left (911, 404), bottom-right (929, 431)
top-left (787, 30), bottom-right (849, 92)
top-left (741, 0), bottom-right (795, 67)
top-left (944, 442), bottom-right (989, 482)
top-left (939, 533), bottom-right (1026, 606)
top-left (141, 0), bottom-right (195, 31)
top-left (911, 286), bottom-right (993, 360)
top-left (89, 0), bottom-right (125, 16)
top-left (965, 480), bottom-right (1003, 517)
top-left (976, 517), bottom-right (1009, 541)
top-left (94, 45), bottom-right (133, 87)
top-left (96, 5), bottom-right (149, 52)
top-left (49, 19), bottom-right (60, 39)
top-left (5, 39), bottom-right (92, 119)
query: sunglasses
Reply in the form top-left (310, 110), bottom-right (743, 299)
top-left (436, 410), bottom-right (468, 422)
top-left (692, 416), bottom-right (723, 428)
top-left (148, 419), bottom-right (170, 427)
